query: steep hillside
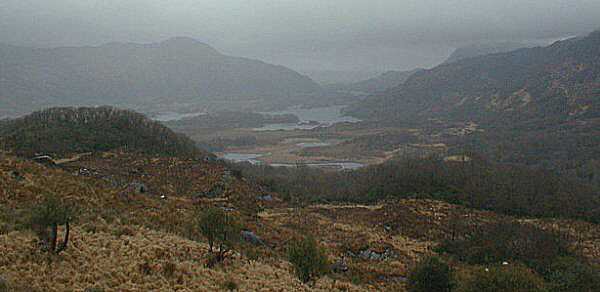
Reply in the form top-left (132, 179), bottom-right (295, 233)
top-left (330, 69), bottom-right (423, 94)
top-left (0, 37), bottom-right (322, 115)
top-left (347, 30), bottom-right (600, 124)
top-left (0, 106), bottom-right (204, 157)
top-left (443, 41), bottom-right (536, 64)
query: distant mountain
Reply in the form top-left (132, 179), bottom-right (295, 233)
top-left (0, 106), bottom-right (206, 157)
top-left (0, 37), bottom-right (322, 115)
top-left (347, 30), bottom-right (600, 125)
top-left (329, 69), bottom-right (424, 94)
top-left (443, 41), bottom-right (537, 64)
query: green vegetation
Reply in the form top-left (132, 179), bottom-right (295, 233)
top-left (408, 256), bottom-right (452, 292)
top-left (545, 257), bottom-right (600, 292)
top-left (222, 279), bottom-right (239, 291)
top-left (287, 236), bottom-right (329, 283)
top-left (0, 106), bottom-right (204, 157)
top-left (0, 276), bottom-right (8, 292)
top-left (197, 207), bottom-right (241, 266)
top-left (30, 194), bottom-right (74, 254)
top-left (440, 220), bottom-right (573, 274)
top-left (232, 155), bottom-right (600, 223)
top-left (454, 265), bottom-right (546, 292)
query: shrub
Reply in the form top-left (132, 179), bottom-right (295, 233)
top-left (545, 257), bottom-right (600, 292)
top-left (440, 220), bottom-right (572, 274)
top-left (162, 261), bottom-right (177, 278)
top-left (222, 279), bottom-right (238, 291)
top-left (287, 236), bottom-right (328, 283)
top-left (30, 194), bottom-right (74, 254)
top-left (197, 207), bottom-right (241, 265)
top-left (0, 276), bottom-right (8, 292)
top-left (407, 256), bottom-right (452, 292)
top-left (454, 264), bottom-right (546, 292)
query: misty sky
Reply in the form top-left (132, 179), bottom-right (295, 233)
top-left (1, 0), bottom-right (599, 81)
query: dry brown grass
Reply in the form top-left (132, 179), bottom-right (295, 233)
top-left (2, 153), bottom-right (599, 291)
top-left (0, 225), bottom-right (367, 291)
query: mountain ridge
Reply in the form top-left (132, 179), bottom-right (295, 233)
top-left (346, 30), bottom-right (600, 125)
top-left (0, 38), bottom-right (322, 116)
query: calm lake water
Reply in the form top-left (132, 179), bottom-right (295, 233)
top-left (254, 105), bottom-right (361, 131)
top-left (221, 153), bottom-right (264, 165)
top-left (270, 162), bottom-right (365, 170)
top-left (296, 142), bottom-right (331, 148)
top-left (151, 111), bottom-right (206, 121)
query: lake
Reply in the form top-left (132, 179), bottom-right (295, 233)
top-left (221, 153), bottom-right (264, 165)
top-left (151, 111), bottom-right (207, 122)
top-left (220, 152), bottom-right (364, 170)
top-left (254, 105), bottom-right (361, 131)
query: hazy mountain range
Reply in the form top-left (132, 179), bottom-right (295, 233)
top-left (347, 30), bottom-right (600, 125)
top-left (0, 37), bottom-right (322, 117)
top-left (328, 69), bottom-right (424, 94)
top-left (442, 41), bottom-right (539, 64)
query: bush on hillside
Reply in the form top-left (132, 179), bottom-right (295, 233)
top-left (454, 264), bottom-right (546, 292)
top-left (287, 236), bottom-right (328, 283)
top-left (0, 275), bottom-right (8, 292)
top-left (197, 207), bottom-right (241, 266)
top-left (440, 220), bottom-right (572, 274)
top-left (545, 257), bottom-right (600, 292)
top-left (407, 256), bottom-right (453, 292)
top-left (30, 194), bottom-right (74, 254)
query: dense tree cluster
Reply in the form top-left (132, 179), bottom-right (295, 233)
top-left (231, 155), bottom-right (600, 223)
top-left (0, 107), bottom-right (204, 157)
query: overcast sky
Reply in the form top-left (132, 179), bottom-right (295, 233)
top-left (1, 0), bottom-right (599, 80)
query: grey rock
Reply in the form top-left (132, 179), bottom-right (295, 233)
top-left (129, 182), bottom-right (148, 194)
top-left (241, 230), bottom-right (265, 245)
top-left (32, 155), bottom-right (56, 166)
top-left (356, 248), bottom-right (396, 261)
top-left (220, 207), bottom-right (236, 212)
top-left (257, 194), bottom-right (273, 201)
top-left (331, 259), bottom-right (349, 273)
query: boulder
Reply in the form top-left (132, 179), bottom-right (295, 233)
top-left (241, 230), bottom-right (265, 246)
top-left (32, 155), bottom-right (56, 166)
top-left (257, 194), bottom-right (273, 201)
top-left (352, 248), bottom-right (396, 261)
top-left (129, 182), bottom-right (148, 194)
top-left (331, 259), bottom-right (349, 273)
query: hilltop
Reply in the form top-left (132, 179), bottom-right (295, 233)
top-left (0, 106), bottom-right (205, 158)
top-left (0, 37), bottom-right (322, 116)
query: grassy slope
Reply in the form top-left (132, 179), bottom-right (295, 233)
top-left (1, 152), bottom-right (599, 291)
